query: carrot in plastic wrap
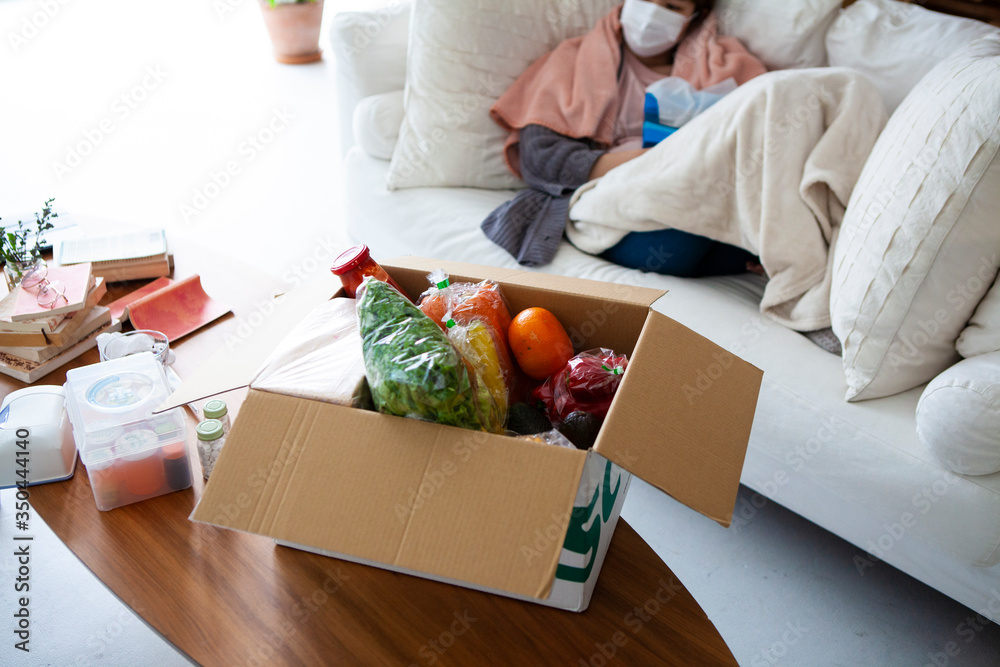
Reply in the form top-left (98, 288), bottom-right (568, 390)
top-left (418, 270), bottom-right (515, 394)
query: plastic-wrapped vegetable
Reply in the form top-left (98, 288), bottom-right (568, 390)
top-left (533, 348), bottom-right (629, 425)
top-left (418, 271), bottom-right (515, 391)
top-left (418, 270), bottom-right (514, 428)
top-left (445, 316), bottom-right (507, 431)
top-left (356, 277), bottom-right (495, 431)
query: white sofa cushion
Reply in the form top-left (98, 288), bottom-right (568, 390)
top-left (826, 0), bottom-right (1000, 114)
top-left (716, 0), bottom-right (841, 70)
top-left (958, 277), bottom-right (1000, 358)
top-left (330, 4), bottom-right (410, 156)
top-left (917, 352), bottom-right (1000, 476)
top-left (353, 90), bottom-right (405, 161)
top-left (386, 0), bottom-right (621, 191)
top-left (830, 36), bottom-right (1000, 402)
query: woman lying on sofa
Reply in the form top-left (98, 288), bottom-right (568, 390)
top-left (482, 0), bottom-right (766, 276)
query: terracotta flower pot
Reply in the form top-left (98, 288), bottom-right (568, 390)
top-left (258, 0), bottom-right (324, 64)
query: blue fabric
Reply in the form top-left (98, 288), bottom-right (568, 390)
top-left (600, 228), bottom-right (757, 277)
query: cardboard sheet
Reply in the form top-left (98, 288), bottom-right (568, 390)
top-left (193, 391), bottom-right (589, 600)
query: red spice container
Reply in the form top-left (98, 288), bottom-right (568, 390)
top-left (331, 244), bottom-right (405, 298)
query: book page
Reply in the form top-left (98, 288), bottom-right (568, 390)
top-left (58, 229), bottom-right (167, 265)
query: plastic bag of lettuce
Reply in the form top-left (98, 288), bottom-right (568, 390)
top-left (356, 276), bottom-right (501, 432)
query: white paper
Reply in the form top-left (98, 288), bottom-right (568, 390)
top-left (58, 229), bottom-right (167, 265)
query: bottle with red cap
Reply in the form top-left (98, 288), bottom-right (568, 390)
top-left (330, 244), bottom-right (406, 298)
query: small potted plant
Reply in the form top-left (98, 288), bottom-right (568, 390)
top-left (1, 198), bottom-right (57, 291)
top-left (258, 0), bottom-right (324, 64)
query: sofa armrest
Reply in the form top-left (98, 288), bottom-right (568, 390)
top-left (329, 2), bottom-right (410, 157)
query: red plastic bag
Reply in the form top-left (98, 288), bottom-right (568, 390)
top-left (533, 348), bottom-right (628, 424)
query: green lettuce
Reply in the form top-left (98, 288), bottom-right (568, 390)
top-left (357, 278), bottom-right (489, 431)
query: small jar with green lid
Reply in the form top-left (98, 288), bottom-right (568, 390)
top-left (196, 418), bottom-right (227, 479)
top-left (203, 399), bottom-right (230, 434)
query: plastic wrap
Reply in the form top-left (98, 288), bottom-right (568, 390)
top-left (533, 348), bottom-right (629, 424)
top-left (251, 297), bottom-right (372, 408)
top-left (444, 316), bottom-right (507, 431)
top-left (645, 76), bottom-right (737, 127)
top-left (517, 429), bottom-right (577, 450)
top-left (419, 270), bottom-right (514, 428)
top-left (356, 276), bottom-right (497, 432)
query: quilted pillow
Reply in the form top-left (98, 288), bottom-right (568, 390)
top-left (958, 276), bottom-right (1000, 358)
top-left (917, 351), bottom-right (1000, 476)
top-left (826, 0), bottom-right (1000, 114)
top-left (386, 0), bottom-right (621, 190)
top-left (716, 0), bottom-right (841, 70)
top-left (830, 36), bottom-right (1000, 402)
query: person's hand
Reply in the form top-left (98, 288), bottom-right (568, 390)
top-left (588, 148), bottom-right (649, 180)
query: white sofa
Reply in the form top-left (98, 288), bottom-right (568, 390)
top-left (329, 0), bottom-right (1000, 620)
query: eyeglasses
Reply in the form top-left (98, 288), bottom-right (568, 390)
top-left (20, 262), bottom-right (67, 309)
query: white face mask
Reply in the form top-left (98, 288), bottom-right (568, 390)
top-left (620, 0), bottom-right (692, 58)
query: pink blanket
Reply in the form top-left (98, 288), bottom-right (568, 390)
top-left (490, 9), bottom-right (767, 178)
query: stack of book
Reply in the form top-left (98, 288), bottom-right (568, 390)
top-left (0, 262), bottom-right (122, 383)
top-left (57, 229), bottom-right (172, 282)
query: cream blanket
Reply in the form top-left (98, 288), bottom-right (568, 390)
top-left (567, 68), bottom-right (887, 331)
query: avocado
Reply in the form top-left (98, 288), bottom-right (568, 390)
top-left (507, 402), bottom-right (552, 435)
top-left (557, 411), bottom-right (603, 450)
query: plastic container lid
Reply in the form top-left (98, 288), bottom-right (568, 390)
top-left (197, 419), bottom-right (225, 441)
top-left (330, 245), bottom-right (370, 276)
top-left (203, 399), bottom-right (228, 419)
top-left (65, 352), bottom-right (184, 457)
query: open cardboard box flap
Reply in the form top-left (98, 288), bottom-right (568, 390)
top-left (179, 256), bottom-right (762, 600)
top-left (594, 311), bottom-right (762, 526)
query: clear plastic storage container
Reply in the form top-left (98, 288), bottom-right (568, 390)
top-left (64, 352), bottom-right (192, 511)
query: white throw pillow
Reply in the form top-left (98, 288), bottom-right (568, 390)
top-left (387, 0), bottom-right (621, 190)
top-left (715, 0), bottom-right (841, 70)
top-left (354, 90), bottom-right (405, 160)
top-left (826, 0), bottom-right (1000, 114)
top-left (917, 352), bottom-right (1000, 476)
top-left (830, 36), bottom-right (1000, 402)
top-left (958, 276), bottom-right (1000, 358)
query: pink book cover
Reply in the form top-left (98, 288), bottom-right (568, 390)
top-left (10, 262), bottom-right (93, 321)
top-left (121, 274), bottom-right (231, 342)
top-left (106, 276), bottom-right (175, 322)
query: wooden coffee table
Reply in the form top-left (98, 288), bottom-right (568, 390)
top-left (5, 243), bottom-right (735, 666)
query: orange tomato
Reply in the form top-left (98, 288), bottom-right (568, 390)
top-left (508, 307), bottom-right (574, 380)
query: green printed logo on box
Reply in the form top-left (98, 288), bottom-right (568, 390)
top-left (556, 460), bottom-right (622, 583)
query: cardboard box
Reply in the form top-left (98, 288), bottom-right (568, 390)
top-left (165, 257), bottom-right (762, 611)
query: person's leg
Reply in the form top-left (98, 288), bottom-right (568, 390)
top-left (600, 228), bottom-right (715, 277)
top-left (695, 239), bottom-right (759, 276)
top-left (600, 229), bottom-right (755, 277)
